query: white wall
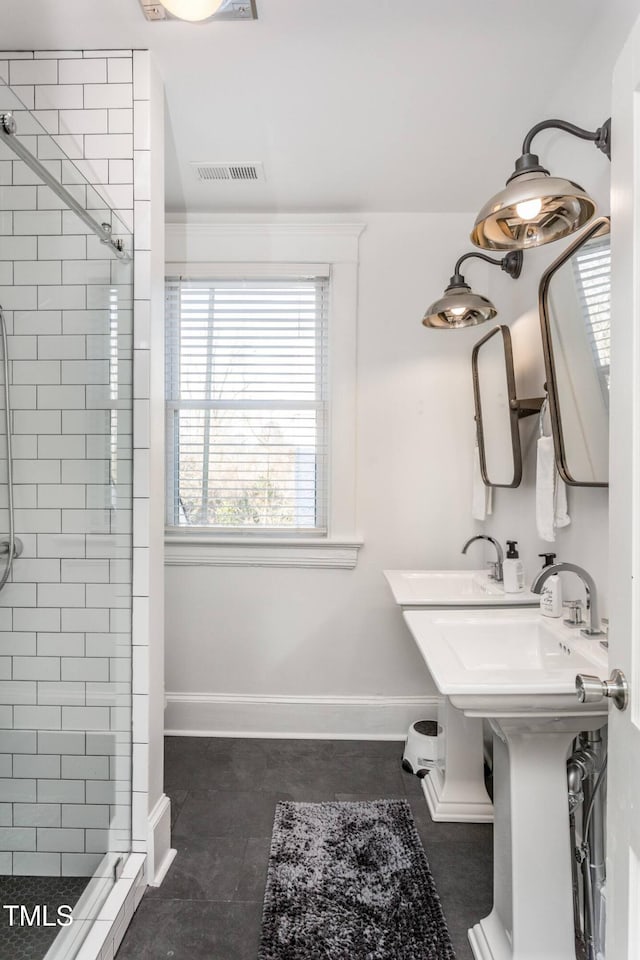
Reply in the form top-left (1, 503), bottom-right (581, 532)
top-left (164, 9), bottom-right (630, 734)
top-left (129, 51), bottom-right (170, 885)
top-left (164, 212), bottom-right (498, 735)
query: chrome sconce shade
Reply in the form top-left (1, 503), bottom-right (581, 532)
top-left (422, 250), bottom-right (522, 330)
top-left (472, 118), bottom-right (611, 252)
top-left (423, 281), bottom-right (496, 329)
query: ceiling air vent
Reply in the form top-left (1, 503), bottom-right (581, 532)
top-left (192, 162), bottom-right (265, 183)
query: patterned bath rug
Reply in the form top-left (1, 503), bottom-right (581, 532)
top-left (258, 799), bottom-right (456, 960)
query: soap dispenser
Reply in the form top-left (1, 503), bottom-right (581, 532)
top-left (538, 552), bottom-right (563, 618)
top-left (503, 540), bottom-right (525, 594)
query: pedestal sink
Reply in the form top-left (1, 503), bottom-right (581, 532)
top-left (403, 608), bottom-right (608, 960)
top-left (384, 570), bottom-right (537, 824)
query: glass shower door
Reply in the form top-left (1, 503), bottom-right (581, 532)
top-left (0, 77), bottom-right (134, 960)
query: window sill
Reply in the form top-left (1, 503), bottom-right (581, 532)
top-left (163, 534), bottom-right (363, 569)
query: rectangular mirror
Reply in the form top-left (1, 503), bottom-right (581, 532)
top-left (472, 324), bottom-right (543, 487)
top-left (539, 216), bottom-right (610, 487)
top-left (473, 325), bottom-right (520, 487)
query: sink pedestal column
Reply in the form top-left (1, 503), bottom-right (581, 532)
top-left (468, 715), bottom-right (607, 960)
top-left (422, 698), bottom-right (494, 823)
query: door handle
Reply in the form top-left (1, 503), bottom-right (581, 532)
top-left (575, 669), bottom-right (629, 711)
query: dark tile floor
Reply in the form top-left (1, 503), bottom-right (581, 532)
top-left (117, 737), bottom-right (493, 959)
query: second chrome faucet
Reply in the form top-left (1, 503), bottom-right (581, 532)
top-left (462, 534), bottom-right (504, 583)
top-left (531, 562), bottom-right (605, 639)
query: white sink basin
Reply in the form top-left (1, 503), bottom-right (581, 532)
top-left (403, 608), bottom-right (608, 717)
top-left (384, 569), bottom-right (538, 607)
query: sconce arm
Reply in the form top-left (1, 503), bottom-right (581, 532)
top-left (521, 118), bottom-right (611, 161)
top-left (453, 250), bottom-right (523, 284)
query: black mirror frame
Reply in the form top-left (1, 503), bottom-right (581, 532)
top-left (538, 215), bottom-right (610, 488)
top-left (472, 324), bottom-right (544, 488)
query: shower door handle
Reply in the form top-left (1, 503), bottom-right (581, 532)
top-left (575, 669), bottom-right (629, 711)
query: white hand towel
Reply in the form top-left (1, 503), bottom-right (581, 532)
top-left (554, 470), bottom-right (571, 530)
top-left (536, 437), bottom-right (556, 541)
top-left (536, 436), bottom-right (570, 541)
top-left (472, 442), bottom-right (493, 521)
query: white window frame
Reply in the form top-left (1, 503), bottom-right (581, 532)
top-left (164, 219), bottom-right (365, 569)
top-left (165, 269), bottom-right (330, 535)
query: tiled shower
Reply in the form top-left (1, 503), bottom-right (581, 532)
top-left (0, 48), bottom-right (147, 960)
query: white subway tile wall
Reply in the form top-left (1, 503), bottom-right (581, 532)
top-left (0, 50), bottom-right (137, 877)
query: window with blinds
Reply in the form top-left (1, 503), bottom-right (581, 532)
top-left (572, 236), bottom-right (611, 402)
top-left (165, 275), bottom-right (329, 534)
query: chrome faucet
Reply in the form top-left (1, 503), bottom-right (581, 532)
top-left (462, 535), bottom-right (504, 582)
top-left (530, 562), bottom-right (605, 638)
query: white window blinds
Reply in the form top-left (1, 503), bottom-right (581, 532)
top-left (572, 236), bottom-right (611, 401)
top-left (165, 275), bottom-right (329, 534)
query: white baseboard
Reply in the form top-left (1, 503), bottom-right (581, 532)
top-left (147, 793), bottom-right (175, 887)
top-left (164, 692), bottom-right (440, 739)
top-left (150, 845), bottom-right (177, 888)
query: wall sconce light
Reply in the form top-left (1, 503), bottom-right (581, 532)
top-left (471, 118), bottom-right (611, 251)
top-left (422, 250), bottom-right (523, 329)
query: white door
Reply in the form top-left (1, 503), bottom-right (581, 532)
top-left (607, 14), bottom-right (640, 959)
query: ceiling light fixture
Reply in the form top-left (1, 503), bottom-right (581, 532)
top-left (471, 118), bottom-right (611, 251)
top-left (139, 0), bottom-right (256, 21)
top-left (161, 0), bottom-right (224, 21)
top-left (422, 251), bottom-right (523, 329)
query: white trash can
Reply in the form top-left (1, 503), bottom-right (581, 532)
top-left (402, 720), bottom-right (439, 778)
